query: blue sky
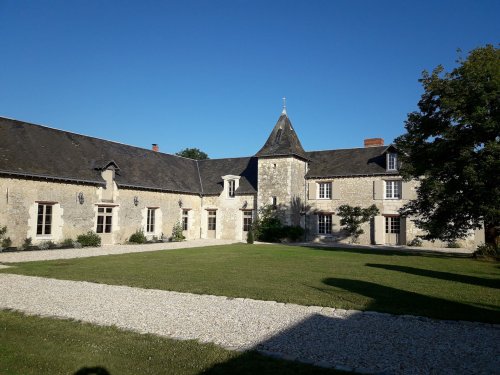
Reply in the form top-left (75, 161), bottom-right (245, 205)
top-left (1, 1), bottom-right (498, 158)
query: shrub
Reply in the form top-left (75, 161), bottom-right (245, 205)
top-left (22, 237), bottom-right (33, 250)
top-left (282, 225), bottom-right (304, 242)
top-left (76, 231), bottom-right (101, 247)
top-left (407, 238), bottom-right (423, 247)
top-left (129, 230), bottom-right (147, 244)
top-left (252, 205), bottom-right (283, 243)
top-left (474, 243), bottom-right (499, 257)
top-left (171, 221), bottom-right (185, 242)
top-left (38, 241), bottom-right (51, 250)
top-left (246, 229), bottom-right (254, 244)
top-left (447, 241), bottom-right (461, 248)
top-left (1, 237), bottom-right (12, 248)
top-left (60, 238), bottom-right (74, 248)
top-left (337, 204), bottom-right (380, 243)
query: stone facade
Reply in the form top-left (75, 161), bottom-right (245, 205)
top-left (0, 112), bottom-right (485, 249)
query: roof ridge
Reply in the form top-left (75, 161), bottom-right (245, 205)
top-left (0, 115), bottom-right (191, 160)
top-left (307, 145), bottom-right (387, 153)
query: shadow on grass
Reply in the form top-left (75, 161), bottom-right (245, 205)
top-left (200, 350), bottom-right (342, 375)
top-left (366, 263), bottom-right (500, 289)
top-left (323, 277), bottom-right (500, 323)
top-left (74, 367), bottom-right (110, 375)
top-left (298, 244), bottom-right (473, 259)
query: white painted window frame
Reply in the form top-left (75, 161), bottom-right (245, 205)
top-left (318, 182), bottom-right (332, 199)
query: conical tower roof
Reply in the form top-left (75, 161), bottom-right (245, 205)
top-left (255, 111), bottom-right (308, 160)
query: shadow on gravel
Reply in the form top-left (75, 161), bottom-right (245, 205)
top-left (323, 277), bottom-right (500, 323)
top-left (366, 263), bottom-right (500, 289)
top-left (201, 309), bottom-right (499, 374)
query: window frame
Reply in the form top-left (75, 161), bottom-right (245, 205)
top-left (36, 203), bottom-right (53, 236)
top-left (228, 179), bottom-right (236, 198)
top-left (318, 214), bottom-right (332, 235)
top-left (387, 153), bottom-right (398, 171)
top-left (146, 208), bottom-right (156, 233)
top-left (385, 180), bottom-right (401, 199)
top-left (385, 216), bottom-right (400, 234)
top-left (318, 182), bottom-right (332, 199)
top-left (182, 209), bottom-right (189, 231)
top-left (96, 206), bottom-right (113, 234)
top-left (243, 210), bottom-right (253, 232)
top-left (207, 210), bottom-right (217, 231)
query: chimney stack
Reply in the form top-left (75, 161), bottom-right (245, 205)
top-left (152, 144), bottom-right (159, 152)
top-left (364, 138), bottom-right (384, 147)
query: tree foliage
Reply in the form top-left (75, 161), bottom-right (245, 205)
top-left (337, 204), bottom-right (380, 243)
top-left (176, 148), bottom-right (209, 160)
top-left (394, 45), bottom-right (499, 241)
top-left (252, 205), bottom-right (283, 243)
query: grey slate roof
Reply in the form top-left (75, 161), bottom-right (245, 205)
top-left (198, 157), bottom-right (258, 195)
top-left (0, 115), bottom-right (397, 196)
top-left (306, 146), bottom-right (397, 178)
top-left (255, 113), bottom-right (308, 160)
top-left (0, 117), bottom-right (202, 193)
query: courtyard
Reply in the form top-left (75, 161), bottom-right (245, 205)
top-left (0, 241), bottom-right (498, 374)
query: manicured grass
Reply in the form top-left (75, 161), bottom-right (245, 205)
top-left (0, 310), bottom-right (341, 375)
top-left (2, 244), bottom-right (499, 323)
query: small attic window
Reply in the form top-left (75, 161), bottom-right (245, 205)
top-left (275, 128), bottom-right (283, 144)
top-left (387, 153), bottom-right (398, 171)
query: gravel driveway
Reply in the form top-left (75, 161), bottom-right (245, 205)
top-left (1, 274), bottom-right (498, 374)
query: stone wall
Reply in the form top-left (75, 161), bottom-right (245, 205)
top-left (257, 156), bottom-right (307, 225)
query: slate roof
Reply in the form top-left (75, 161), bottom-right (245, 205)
top-left (0, 117), bottom-right (202, 193)
top-left (255, 113), bottom-right (308, 160)
top-left (0, 115), bottom-right (397, 196)
top-left (198, 157), bottom-right (258, 195)
top-left (306, 146), bottom-right (397, 178)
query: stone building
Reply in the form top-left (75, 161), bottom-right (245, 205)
top-left (0, 108), bottom-right (484, 248)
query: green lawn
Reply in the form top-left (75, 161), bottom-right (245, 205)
top-left (0, 310), bottom-right (341, 375)
top-left (2, 243), bottom-right (499, 323)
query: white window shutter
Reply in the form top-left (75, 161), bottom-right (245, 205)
top-left (401, 182), bottom-right (413, 200)
top-left (373, 180), bottom-right (384, 200)
top-left (308, 181), bottom-right (317, 200)
top-left (332, 182), bottom-right (340, 200)
top-left (374, 215), bottom-right (385, 244)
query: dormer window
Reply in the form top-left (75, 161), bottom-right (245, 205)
top-left (387, 153), bottom-right (398, 171)
top-left (228, 180), bottom-right (236, 198)
top-left (222, 175), bottom-right (240, 199)
top-left (275, 128), bottom-right (283, 144)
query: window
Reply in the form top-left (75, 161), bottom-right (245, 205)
top-left (275, 128), bottom-right (282, 143)
top-left (272, 196), bottom-right (277, 207)
top-left (146, 208), bottom-right (156, 233)
top-left (318, 214), bottom-right (332, 234)
top-left (385, 216), bottom-right (400, 234)
top-left (243, 210), bottom-right (253, 231)
top-left (182, 210), bottom-right (189, 231)
top-left (96, 206), bottom-right (113, 233)
top-left (385, 180), bottom-right (401, 199)
top-left (36, 204), bottom-right (53, 236)
top-left (318, 182), bottom-right (332, 199)
top-left (387, 153), bottom-right (398, 171)
top-left (208, 210), bottom-right (217, 231)
top-left (228, 179), bottom-right (236, 198)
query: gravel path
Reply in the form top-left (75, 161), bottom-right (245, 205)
top-left (1, 274), bottom-right (498, 374)
top-left (0, 239), bottom-right (237, 263)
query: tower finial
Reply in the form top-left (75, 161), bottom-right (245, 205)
top-left (282, 97), bottom-right (287, 115)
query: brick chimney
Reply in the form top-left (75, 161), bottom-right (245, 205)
top-left (152, 144), bottom-right (159, 152)
top-left (364, 138), bottom-right (384, 147)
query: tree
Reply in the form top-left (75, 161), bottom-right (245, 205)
top-left (337, 204), bottom-right (380, 243)
top-left (252, 205), bottom-right (283, 242)
top-left (176, 148), bottom-right (209, 160)
top-left (394, 45), bottom-right (499, 241)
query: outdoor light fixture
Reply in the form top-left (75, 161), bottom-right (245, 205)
top-left (242, 200), bottom-right (248, 209)
top-left (178, 199), bottom-right (183, 208)
top-left (133, 196), bottom-right (139, 206)
top-left (77, 192), bottom-right (84, 205)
